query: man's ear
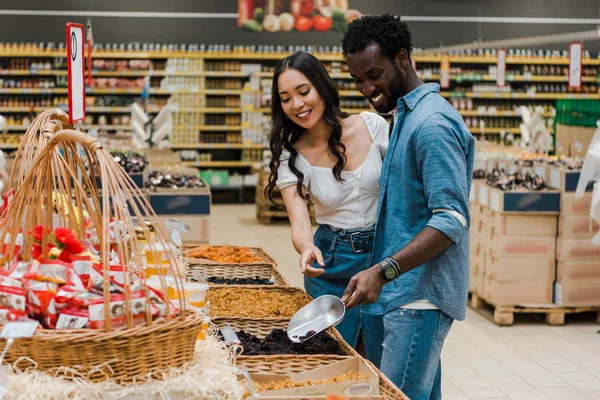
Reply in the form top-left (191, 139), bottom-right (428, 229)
top-left (394, 49), bottom-right (409, 70)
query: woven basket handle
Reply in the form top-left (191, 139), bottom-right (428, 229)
top-left (48, 129), bottom-right (104, 151)
top-left (49, 109), bottom-right (71, 125)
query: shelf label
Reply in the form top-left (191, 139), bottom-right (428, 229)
top-left (496, 49), bottom-right (506, 88)
top-left (1, 321), bottom-right (39, 339)
top-left (440, 55), bottom-right (450, 89)
top-left (66, 22), bottom-right (86, 124)
top-left (569, 42), bottom-right (583, 88)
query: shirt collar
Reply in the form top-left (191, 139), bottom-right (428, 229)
top-left (398, 83), bottom-right (440, 111)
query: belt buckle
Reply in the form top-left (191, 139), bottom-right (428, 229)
top-left (350, 232), bottom-right (365, 253)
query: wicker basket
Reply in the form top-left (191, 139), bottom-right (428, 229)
top-left (0, 127), bottom-right (199, 382)
top-left (208, 287), bottom-right (312, 319)
top-left (4, 310), bottom-right (203, 383)
top-left (187, 263), bottom-right (289, 287)
top-left (183, 245), bottom-right (277, 267)
top-left (212, 317), bottom-right (358, 357)
top-left (238, 355), bottom-right (409, 400)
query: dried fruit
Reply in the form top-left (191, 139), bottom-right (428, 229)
top-left (208, 288), bottom-right (309, 318)
top-left (218, 329), bottom-right (345, 355)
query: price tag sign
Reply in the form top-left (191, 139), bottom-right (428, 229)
top-left (66, 22), bottom-right (86, 124)
top-left (496, 49), bottom-right (506, 88)
top-left (440, 55), bottom-right (450, 89)
top-left (1, 321), bottom-right (39, 339)
top-left (569, 42), bottom-right (583, 88)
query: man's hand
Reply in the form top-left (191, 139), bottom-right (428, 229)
top-left (299, 242), bottom-right (325, 278)
top-left (341, 264), bottom-right (385, 309)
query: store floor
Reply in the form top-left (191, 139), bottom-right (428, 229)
top-left (210, 205), bottom-right (600, 400)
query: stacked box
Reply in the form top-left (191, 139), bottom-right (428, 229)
top-left (481, 209), bottom-right (557, 306)
top-left (469, 200), bottom-right (486, 294)
top-left (554, 182), bottom-right (600, 306)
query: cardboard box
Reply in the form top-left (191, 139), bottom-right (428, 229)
top-left (483, 278), bottom-right (553, 306)
top-left (533, 162), bottom-right (549, 183)
top-left (554, 281), bottom-right (600, 307)
top-left (555, 124), bottom-right (596, 158)
top-left (488, 187), bottom-right (560, 214)
top-left (485, 255), bottom-right (555, 282)
top-left (546, 166), bottom-right (594, 193)
top-left (556, 238), bottom-right (600, 261)
top-left (470, 179), bottom-right (485, 203)
top-left (570, 125), bottom-right (596, 159)
top-left (487, 232), bottom-right (556, 260)
top-left (558, 216), bottom-right (600, 239)
top-left (487, 210), bottom-right (557, 237)
top-left (155, 215), bottom-right (209, 245)
top-left (557, 260), bottom-right (600, 282)
top-left (249, 357), bottom-right (382, 399)
top-left (554, 124), bottom-right (571, 157)
top-left (477, 183), bottom-right (490, 208)
top-left (560, 192), bottom-right (592, 216)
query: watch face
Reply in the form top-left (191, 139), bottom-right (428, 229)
top-left (384, 266), bottom-right (397, 280)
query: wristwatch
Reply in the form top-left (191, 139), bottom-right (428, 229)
top-left (379, 257), bottom-right (400, 282)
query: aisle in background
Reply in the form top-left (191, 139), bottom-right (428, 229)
top-left (210, 204), bottom-right (600, 400)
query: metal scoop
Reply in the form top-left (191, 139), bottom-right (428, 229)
top-left (287, 293), bottom-right (354, 343)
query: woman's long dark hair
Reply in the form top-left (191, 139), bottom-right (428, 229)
top-left (265, 51), bottom-right (349, 205)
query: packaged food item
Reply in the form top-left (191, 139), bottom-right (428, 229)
top-left (0, 276), bottom-right (27, 322)
top-left (88, 288), bottom-right (149, 329)
top-left (24, 259), bottom-right (73, 285)
top-left (56, 307), bottom-right (89, 329)
top-left (25, 281), bottom-right (58, 317)
top-left (185, 282), bottom-right (209, 308)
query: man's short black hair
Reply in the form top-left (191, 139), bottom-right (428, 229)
top-left (342, 14), bottom-right (413, 61)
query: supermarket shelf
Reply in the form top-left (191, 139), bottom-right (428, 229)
top-left (0, 88), bottom-right (68, 94)
top-left (458, 110), bottom-right (554, 117)
top-left (160, 89), bottom-right (245, 95)
top-left (339, 90), bottom-right (363, 97)
top-left (174, 107), bottom-right (245, 113)
top-left (0, 51), bottom-right (597, 65)
top-left (0, 143), bottom-right (20, 149)
top-left (470, 127), bottom-right (522, 134)
top-left (0, 106), bottom-right (161, 113)
top-left (464, 92), bottom-right (600, 100)
top-left (183, 161), bottom-right (258, 168)
top-left (83, 125), bottom-right (131, 131)
top-left (174, 125), bottom-right (242, 131)
top-left (172, 143), bottom-right (265, 149)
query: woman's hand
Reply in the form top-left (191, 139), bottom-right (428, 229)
top-left (299, 242), bottom-right (325, 278)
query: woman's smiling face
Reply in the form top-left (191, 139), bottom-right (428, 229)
top-left (277, 68), bottom-right (326, 130)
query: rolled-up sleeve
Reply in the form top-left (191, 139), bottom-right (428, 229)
top-left (415, 114), bottom-right (471, 244)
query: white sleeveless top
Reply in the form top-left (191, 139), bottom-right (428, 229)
top-left (276, 112), bottom-right (389, 230)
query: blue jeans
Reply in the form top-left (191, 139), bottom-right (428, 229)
top-left (381, 308), bottom-right (454, 400)
top-left (304, 224), bottom-right (384, 368)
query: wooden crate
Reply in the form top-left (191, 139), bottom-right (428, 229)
top-left (469, 292), bottom-right (600, 326)
top-left (255, 169), bottom-right (316, 225)
top-left (237, 355), bottom-right (409, 400)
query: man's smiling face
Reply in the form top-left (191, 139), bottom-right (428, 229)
top-left (346, 44), bottom-right (408, 114)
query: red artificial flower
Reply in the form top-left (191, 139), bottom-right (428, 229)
top-left (58, 250), bottom-right (74, 263)
top-left (30, 225), bottom-right (50, 243)
top-left (32, 243), bottom-right (42, 260)
top-left (54, 227), bottom-right (76, 248)
top-left (64, 236), bottom-right (85, 254)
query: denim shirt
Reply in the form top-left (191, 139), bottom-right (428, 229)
top-left (365, 83), bottom-right (474, 321)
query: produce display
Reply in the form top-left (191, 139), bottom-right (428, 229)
top-left (220, 328), bottom-right (346, 355)
top-left (486, 169), bottom-right (546, 191)
top-left (243, 372), bottom-right (368, 398)
top-left (147, 171), bottom-right (207, 189)
top-left (186, 245), bottom-right (266, 263)
top-left (206, 276), bottom-right (274, 285)
top-left (208, 288), bottom-right (310, 318)
top-left (109, 151), bottom-right (147, 174)
top-left (238, 0), bottom-right (361, 33)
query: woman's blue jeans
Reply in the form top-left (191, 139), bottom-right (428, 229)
top-left (304, 224), bottom-right (384, 368)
